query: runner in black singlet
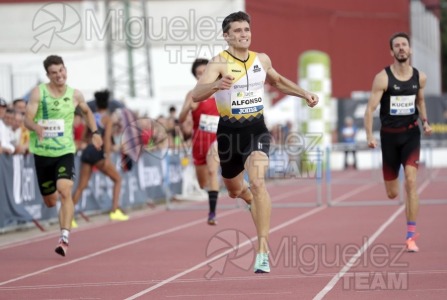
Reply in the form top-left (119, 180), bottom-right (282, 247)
top-left (72, 90), bottom-right (129, 222)
top-left (364, 32), bottom-right (432, 253)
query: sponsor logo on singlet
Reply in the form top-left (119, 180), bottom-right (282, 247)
top-left (253, 65), bottom-right (261, 73)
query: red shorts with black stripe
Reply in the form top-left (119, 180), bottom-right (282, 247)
top-left (192, 130), bottom-right (217, 166)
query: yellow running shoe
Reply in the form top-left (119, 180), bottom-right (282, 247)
top-left (71, 218), bottom-right (78, 229)
top-left (109, 208), bottom-right (129, 221)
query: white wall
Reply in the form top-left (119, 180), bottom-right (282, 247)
top-left (410, 0), bottom-right (442, 96)
top-left (0, 0), bottom-right (245, 118)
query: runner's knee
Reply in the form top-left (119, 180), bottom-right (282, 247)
top-left (249, 178), bottom-right (266, 194)
top-left (43, 194), bottom-right (58, 207)
top-left (404, 176), bottom-right (416, 189)
top-left (386, 189), bottom-right (398, 199)
top-left (57, 183), bottom-right (73, 201)
top-left (228, 189), bottom-right (242, 198)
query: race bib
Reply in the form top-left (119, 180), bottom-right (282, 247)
top-left (199, 114), bottom-right (219, 133)
top-left (230, 89), bottom-right (264, 115)
top-left (38, 119), bottom-right (65, 138)
top-left (390, 95), bottom-right (416, 116)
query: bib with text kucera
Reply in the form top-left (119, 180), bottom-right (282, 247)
top-left (390, 95), bottom-right (416, 116)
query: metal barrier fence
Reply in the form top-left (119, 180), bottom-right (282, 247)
top-left (2, 141), bottom-right (444, 232)
top-left (165, 145), bottom-right (324, 210)
top-left (326, 141), bottom-right (447, 207)
top-left (0, 150), bottom-right (183, 232)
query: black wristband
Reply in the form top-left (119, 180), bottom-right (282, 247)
top-left (92, 130), bottom-right (100, 135)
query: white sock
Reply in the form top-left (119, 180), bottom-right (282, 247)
top-left (61, 229), bottom-right (70, 242)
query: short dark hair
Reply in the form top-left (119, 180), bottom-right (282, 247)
top-left (13, 98), bottom-right (26, 106)
top-left (94, 89), bottom-right (110, 109)
top-left (191, 58), bottom-right (209, 77)
top-left (43, 55), bottom-right (64, 73)
top-left (222, 11), bottom-right (250, 33)
top-left (389, 32), bottom-right (410, 50)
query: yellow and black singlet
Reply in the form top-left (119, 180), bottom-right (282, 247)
top-left (214, 50), bottom-right (266, 128)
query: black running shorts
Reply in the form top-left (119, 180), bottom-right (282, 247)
top-left (380, 125), bottom-right (420, 181)
top-left (217, 120), bottom-right (271, 179)
top-left (81, 144), bottom-right (105, 165)
top-left (34, 153), bottom-right (75, 196)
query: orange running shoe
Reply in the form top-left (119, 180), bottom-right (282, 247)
top-left (406, 234), bottom-right (419, 253)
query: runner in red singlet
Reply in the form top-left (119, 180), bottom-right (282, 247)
top-left (179, 58), bottom-right (220, 225)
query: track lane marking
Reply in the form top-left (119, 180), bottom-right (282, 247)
top-left (313, 174), bottom-right (434, 300)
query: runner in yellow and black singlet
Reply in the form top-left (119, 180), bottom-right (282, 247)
top-left (214, 50), bottom-right (271, 179)
top-left (191, 11), bottom-right (319, 274)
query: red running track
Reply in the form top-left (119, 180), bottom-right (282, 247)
top-left (0, 168), bottom-right (446, 300)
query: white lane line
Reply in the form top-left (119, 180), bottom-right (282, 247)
top-left (0, 207), bottom-right (166, 250)
top-left (124, 204), bottom-right (328, 300)
top-left (2, 269), bottom-right (447, 292)
top-left (0, 184), bottom-right (317, 287)
top-left (312, 174), bottom-right (434, 300)
top-left (0, 179), bottom-right (317, 250)
top-left (124, 182), bottom-right (379, 299)
top-left (312, 205), bottom-right (405, 300)
top-left (0, 218), bottom-right (206, 287)
top-left (164, 291), bottom-right (293, 298)
top-left (0, 172), bottom-right (378, 294)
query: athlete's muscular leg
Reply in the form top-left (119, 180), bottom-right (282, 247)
top-left (43, 193), bottom-right (58, 208)
top-left (384, 179), bottom-right (399, 199)
top-left (56, 179), bottom-right (74, 230)
top-left (245, 151), bottom-right (271, 254)
top-left (72, 162), bottom-right (92, 205)
top-left (223, 172), bottom-right (253, 205)
top-left (404, 165), bottom-right (419, 222)
top-left (195, 165), bottom-right (209, 189)
top-left (206, 142), bottom-right (220, 191)
top-left (195, 143), bottom-right (222, 191)
top-left (97, 159), bottom-right (122, 212)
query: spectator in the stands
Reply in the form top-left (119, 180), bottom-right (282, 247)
top-left (0, 97), bottom-right (14, 154)
top-left (12, 98), bottom-right (27, 115)
top-left (11, 111), bottom-right (29, 154)
top-left (0, 106), bottom-right (16, 155)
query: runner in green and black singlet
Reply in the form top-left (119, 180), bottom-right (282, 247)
top-left (24, 55), bottom-right (103, 257)
top-left (29, 83), bottom-right (76, 157)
